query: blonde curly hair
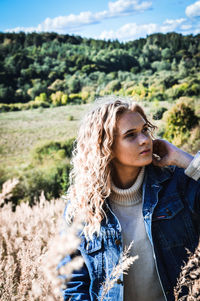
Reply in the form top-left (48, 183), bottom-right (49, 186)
top-left (66, 96), bottom-right (156, 239)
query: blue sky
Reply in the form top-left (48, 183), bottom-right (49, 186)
top-left (1, 0), bottom-right (200, 41)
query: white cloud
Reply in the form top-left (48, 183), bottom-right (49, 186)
top-left (185, 1), bottom-right (200, 18)
top-left (6, 0), bottom-right (152, 33)
top-left (99, 23), bottom-right (158, 40)
top-left (108, 0), bottom-right (152, 16)
top-left (5, 26), bottom-right (40, 33)
top-left (180, 24), bottom-right (192, 30)
top-left (160, 18), bottom-right (186, 32)
top-left (39, 12), bottom-right (103, 32)
top-left (99, 18), bottom-right (191, 41)
top-left (7, 11), bottom-right (105, 33)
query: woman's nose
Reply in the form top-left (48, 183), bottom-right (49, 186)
top-left (138, 133), bottom-right (149, 145)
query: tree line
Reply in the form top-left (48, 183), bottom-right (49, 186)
top-left (0, 31), bottom-right (200, 106)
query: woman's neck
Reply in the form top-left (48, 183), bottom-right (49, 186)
top-left (111, 164), bottom-right (142, 189)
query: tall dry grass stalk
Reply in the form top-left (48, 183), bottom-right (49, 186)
top-left (0, 178), bottom-right (19, 205)
top-left (174, 241), bottom-right (200, 301)
top-left (100, 242), bottom-right (138, 301)
top-left (0, 179), bottom-right (83, 301)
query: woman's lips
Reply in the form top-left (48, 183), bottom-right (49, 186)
top-left (140, 149), bottom-right (151, 155)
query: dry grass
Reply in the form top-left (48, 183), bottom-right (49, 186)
top-left (0, 179), bottom-right (138, 301)
top-left (1, 177), bottom-right (200, 301)
top-left (99, 242), bottom-right (138, 301)
top-left (0, 179), bottom-right (83, 301)
top-left (174, 242), bottom-right (200, 301)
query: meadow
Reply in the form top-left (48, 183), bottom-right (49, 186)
top-left (0, 104), bottom-right (88, 168)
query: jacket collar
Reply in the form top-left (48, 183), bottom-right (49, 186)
top-left (145, 163), bottom-right (176, 186)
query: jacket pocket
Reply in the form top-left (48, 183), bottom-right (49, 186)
top-left (152, 195), bottom-right (184, 221)
top-left (78, 233), bottom-right (103, 254)
top-left (152, 195), bottom-right (198, 251)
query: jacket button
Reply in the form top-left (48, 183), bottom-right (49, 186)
top-left (115, 239), bottom-right (121, 246)
top-left (116, 279), bottom-right (123, 285)
top-left (166, 208), bottom-right (172, 216)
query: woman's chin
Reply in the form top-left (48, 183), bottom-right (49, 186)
top-left (141, 156), bottom-right (153, 166)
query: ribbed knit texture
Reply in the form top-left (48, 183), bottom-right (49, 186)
top-left (110, 167), bottom-right (145, 206)
top-left (185, 151), bottom-right (200, 180)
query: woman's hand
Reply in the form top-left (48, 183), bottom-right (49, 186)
top-left (152, 139), bottom-right (194, 169)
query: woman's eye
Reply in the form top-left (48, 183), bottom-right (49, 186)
top-left (126, 133), bottom-right (136, 138)
top-left (142, 127), bottom-right (149, 133)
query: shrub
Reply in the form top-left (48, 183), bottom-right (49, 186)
top-left (166, 82), bottom-right (189, 99)
top-left (5, 138), bottom-right (76, 205)
top-left (61, 94), bottom-right (68, 105)
top-left (50, 91), bottom-right (68, 106)
top-left (35, 92), bottom-right (48, 102)
top-left (163, 100), bottom-right (199, 146)
top-left (68, 93), bottom-right (82, 104)
top-left (68, 115), bottom-right (74, 121)
top-left (0, 100), bottom-right (51, 112)
top-left (182, 125), bottom-right (200, 154)
top-left (104, 80), bottom-right (121, 92)
top-left (0, 104), bottom-right (10, 112)
top-left (153, 107), bottom-right (168, 120)
top-left (31, 138), bottom-right (75, 163)
top-left (8, 161), bottom-right (72, 206)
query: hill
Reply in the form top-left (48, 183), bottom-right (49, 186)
top-left (0, 32), bottom-right (200, 108)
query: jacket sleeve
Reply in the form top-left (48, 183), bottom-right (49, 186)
top-left (59, 204), bottom-right (91, 300)
top-left (185, 151), bottom-right (200, 181)
top-left (180, 151), bottom-right (200, 214)
top-left (61, 251), bottom-right (91, 301)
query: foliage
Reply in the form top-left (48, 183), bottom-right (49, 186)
top-left (0, 32), bottom-right (200, 107)
top-left (0, 100), bottom-right (50, 112)
top-left (50, 91), bottom-right (68, 106)
top-left (4, 138), bottom-right (76, 205)
top-left (153, 107), bottom-right (168, 120)
top-left (163, 100), bottom-right (199, 146)
top-left (31, 138), bottom-right (75, 162)
top-left (12, 162), bottom-right (71, 205)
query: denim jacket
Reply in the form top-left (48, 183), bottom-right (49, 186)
top-left (62, 164), bottom-right (200, 301)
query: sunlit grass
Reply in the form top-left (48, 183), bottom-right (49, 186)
top-left (0, 104), bottom-right (89, 169)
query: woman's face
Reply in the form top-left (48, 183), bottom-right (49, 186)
top-left (112, 110), bottom-right (153, 170)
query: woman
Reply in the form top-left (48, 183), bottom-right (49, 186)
top-left (62, 97), bottom-right (200, 301)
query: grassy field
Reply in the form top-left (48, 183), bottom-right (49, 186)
top-left (0, 99), bottom-right (176, 184)
top-left (0, 104), bottom-right (89, 172)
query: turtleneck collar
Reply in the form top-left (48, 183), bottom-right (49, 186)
top-left (109, 167), bottom-right (145, 206)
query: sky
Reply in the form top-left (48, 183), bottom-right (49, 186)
top-left (1, 0), bottom-right (200, 41)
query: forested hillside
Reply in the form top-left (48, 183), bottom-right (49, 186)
top-left (1, 31), bottom-right (200, 204)
top-left (1, 32), bottom-right (200, 109)
top-left (1, 32), bottom-right (200, 301)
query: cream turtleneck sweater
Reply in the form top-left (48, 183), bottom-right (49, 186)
top-left (109, 167), bottom-right (165, 301)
